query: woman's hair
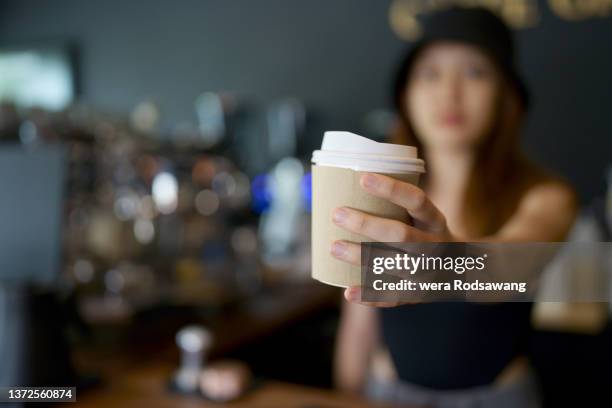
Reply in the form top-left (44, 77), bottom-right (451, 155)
top-left (390, 44), bottom-right (533, 237)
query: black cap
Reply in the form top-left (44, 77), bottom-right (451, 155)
top-left (393, 6), bottom-right (530, 110)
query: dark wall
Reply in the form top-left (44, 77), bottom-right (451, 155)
top-left (1, 0), bottom-right (611, 202)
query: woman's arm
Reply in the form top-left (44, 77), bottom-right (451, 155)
top-left (334, 299), bottom-right (380, 393)
top-left (331, 172), bottom-right (579, 305)
top-left (334, 173), bottom-right (577, 243)
top-left (486, 180), bottom-right (578, 242)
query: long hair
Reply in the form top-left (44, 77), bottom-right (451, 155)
top-left (391, 48), bottom-right (532, 237)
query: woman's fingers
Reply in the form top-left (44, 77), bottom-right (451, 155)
top-left (344, 286), bottom-right (418, 308)
top-left (332, 207), bottom-right (434, 242)
top-left (331, 240), bottom-right (361, 265)
top-left (359, 173), bottom-right (448, 234)
top-left (332, 246), bottom-right (421, 308)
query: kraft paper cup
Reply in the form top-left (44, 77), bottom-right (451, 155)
top-left (311, 131), bottom-right (426, 288)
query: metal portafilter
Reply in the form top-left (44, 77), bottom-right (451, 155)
top-left (172, 325), bottom-right (213, 393)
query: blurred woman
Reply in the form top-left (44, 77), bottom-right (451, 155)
top-left (333, 7), bottom-right (577, 408)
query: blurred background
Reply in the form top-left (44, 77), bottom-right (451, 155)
top-left (0, 0), bottom-right (611, 407)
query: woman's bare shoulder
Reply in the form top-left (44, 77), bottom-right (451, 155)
top-left (488, 156), bottom-right (578, 239)
top-left (519, 160), bottom-right (579, 213)
top-left (504, 159), bottom-right (580, 241)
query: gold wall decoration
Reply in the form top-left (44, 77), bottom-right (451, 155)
top-left (549, 0), bottom-right (612, 20)
top-left (390, 0), bottom-right (611, 42)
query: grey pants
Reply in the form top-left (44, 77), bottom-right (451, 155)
top-left (364, 371), bottom-right (542, 408)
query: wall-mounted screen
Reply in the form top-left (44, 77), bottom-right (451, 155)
top-left (0, 44), bottom-right (76, 110)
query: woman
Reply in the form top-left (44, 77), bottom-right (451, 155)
top-left (333, 7), bottom-right (577, 407)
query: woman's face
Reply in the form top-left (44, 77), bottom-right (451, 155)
top-left (405, 41), bottom-right (502, 151)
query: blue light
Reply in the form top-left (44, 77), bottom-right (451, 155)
top-left (301, 172), bottom-right (312, 213)
top-left (251, 173), bottom-right (272, 213)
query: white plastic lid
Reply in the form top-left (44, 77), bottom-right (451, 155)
top-left (311, 131), bottom-right (425, 174)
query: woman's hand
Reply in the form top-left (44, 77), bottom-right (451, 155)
top-left (330, 172), bottom-right (455, 307)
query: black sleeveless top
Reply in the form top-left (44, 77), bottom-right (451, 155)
top-left (379, 302), bottom-right (533, 390)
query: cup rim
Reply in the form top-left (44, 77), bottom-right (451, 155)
top-left (312, 149), bottom-right (426, 174)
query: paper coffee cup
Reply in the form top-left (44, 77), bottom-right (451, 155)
top-left (311, 131), bottom-right (426, 288)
